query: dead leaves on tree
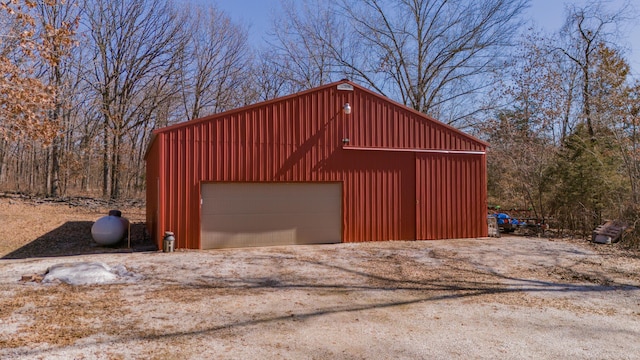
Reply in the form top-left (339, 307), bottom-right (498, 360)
top-left (1, 0), bottom-right (77, 145)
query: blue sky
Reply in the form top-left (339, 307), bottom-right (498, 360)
top-left (214, 0), bottom-right (640, 76)
top-left (214, 0), bottom-right (279, 44)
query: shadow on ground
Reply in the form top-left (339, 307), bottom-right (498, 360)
top-left (2, 221), bottom-right (157, 259)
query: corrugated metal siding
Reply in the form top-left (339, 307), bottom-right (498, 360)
top-left (161, 129), bottom-right (201, 249)
top-left (340, 150), bottom-right (416, 241)
top-left (416, 153), bottom-right (488, 239)
top-left (147, 81), bottom-right (487, 249)
top-left (347, 89), bottom-right (485, 151)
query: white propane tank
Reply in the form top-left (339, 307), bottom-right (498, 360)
top-left (91, 212), bottom-right (128, 246)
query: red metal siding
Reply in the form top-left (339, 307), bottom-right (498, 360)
top-left (147, 80), bottom-right (487, 249)
top-left (416, 153), bottom-right (488, 239)
top-left (340, 150), bottom-right (416, 241)
top-left (161, 129), bottom-right (201, 249)
top-left (346, 89), bottom-right (485, 151)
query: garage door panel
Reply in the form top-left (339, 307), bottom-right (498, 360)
top-left (201, 183), bottom-right (342, 249)
top-left (202, 202), bottom-right (339, 216)
top-left (202, 187), bottom-right (340, 216)
top-left (202, 214), bottom-right (337, 232)
top-left (203, 230), bottom-right (297, 249)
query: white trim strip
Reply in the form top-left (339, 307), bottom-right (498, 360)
top-left (343, 146), bottom-right (485, 155)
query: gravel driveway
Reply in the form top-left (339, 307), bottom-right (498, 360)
top-left (1, 236), bottom-right (639, 359)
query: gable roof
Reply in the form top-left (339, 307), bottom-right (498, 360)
top-left (148, 80), bottom-right (487, 154)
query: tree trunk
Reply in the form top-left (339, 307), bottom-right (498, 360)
top-left (582, 66), bottom-right (594, 140)
top-left (0, 139), bottom-right (5, 182)
top-left (110, 129), bottom-right (121, 199)
top-left (50, 137), bottom-right (61, 197)
top-left (102, 116), bottom-right (110, 198)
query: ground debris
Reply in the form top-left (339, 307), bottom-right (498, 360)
top-left (0, 191), bottom-right (144, 210)
top-left (20, 274), bottom-right (44, 283)
top-left (592, 220), bottom-right (628, 244)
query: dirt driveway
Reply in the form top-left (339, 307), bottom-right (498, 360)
top-left (1, 238), bottom-right (639, 359)
top-left (0, 198), bottom-right (639, 359)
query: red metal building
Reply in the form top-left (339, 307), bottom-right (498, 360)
top-left (145, 80), bottom-right (488, 250)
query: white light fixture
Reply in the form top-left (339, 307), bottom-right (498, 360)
top-left (343, 103), bottom-right (351, 115)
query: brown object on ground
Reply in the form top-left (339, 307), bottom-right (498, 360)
top-left (19, 274), bottom-right (44, 283)
top-left (1, 196), bottom-right (639, 359)
top-left (592, 220), bottom-right (628, 244)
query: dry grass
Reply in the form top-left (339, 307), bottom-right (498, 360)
top-left (0, 285), bottom-right (134, 348)
top-left (0, 195), bottom-right (149, 259)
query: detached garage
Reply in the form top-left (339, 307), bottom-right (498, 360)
top-left (145, 80), bottom-right (488, 250)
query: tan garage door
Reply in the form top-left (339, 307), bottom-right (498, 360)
top-left (201, 183), bottom-right (342, 249)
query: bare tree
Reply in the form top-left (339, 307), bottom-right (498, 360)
top-left (82, 0), bottom-right (185, 199)
top-left (267, 0), bottom-right (343, 92)
top-left (252, 49), bottom-right (294, 101)
top-left (36, 0), bottom-right (80, 197)
top-left (0, 0), bottom-right (255, 198)
top-left (270, 0), bottom-right (528, 126)
top-left (557, 0), bottom-right (633, 140)
top-left (176, 4), bottom-right (252, 120)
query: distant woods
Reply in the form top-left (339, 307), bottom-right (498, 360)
top-left (486, 0), bottom-right (640, 239)
top-left (1, 0), bottom-right (639, 241)
top-left (1, 0), bottom-right (256, 199)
